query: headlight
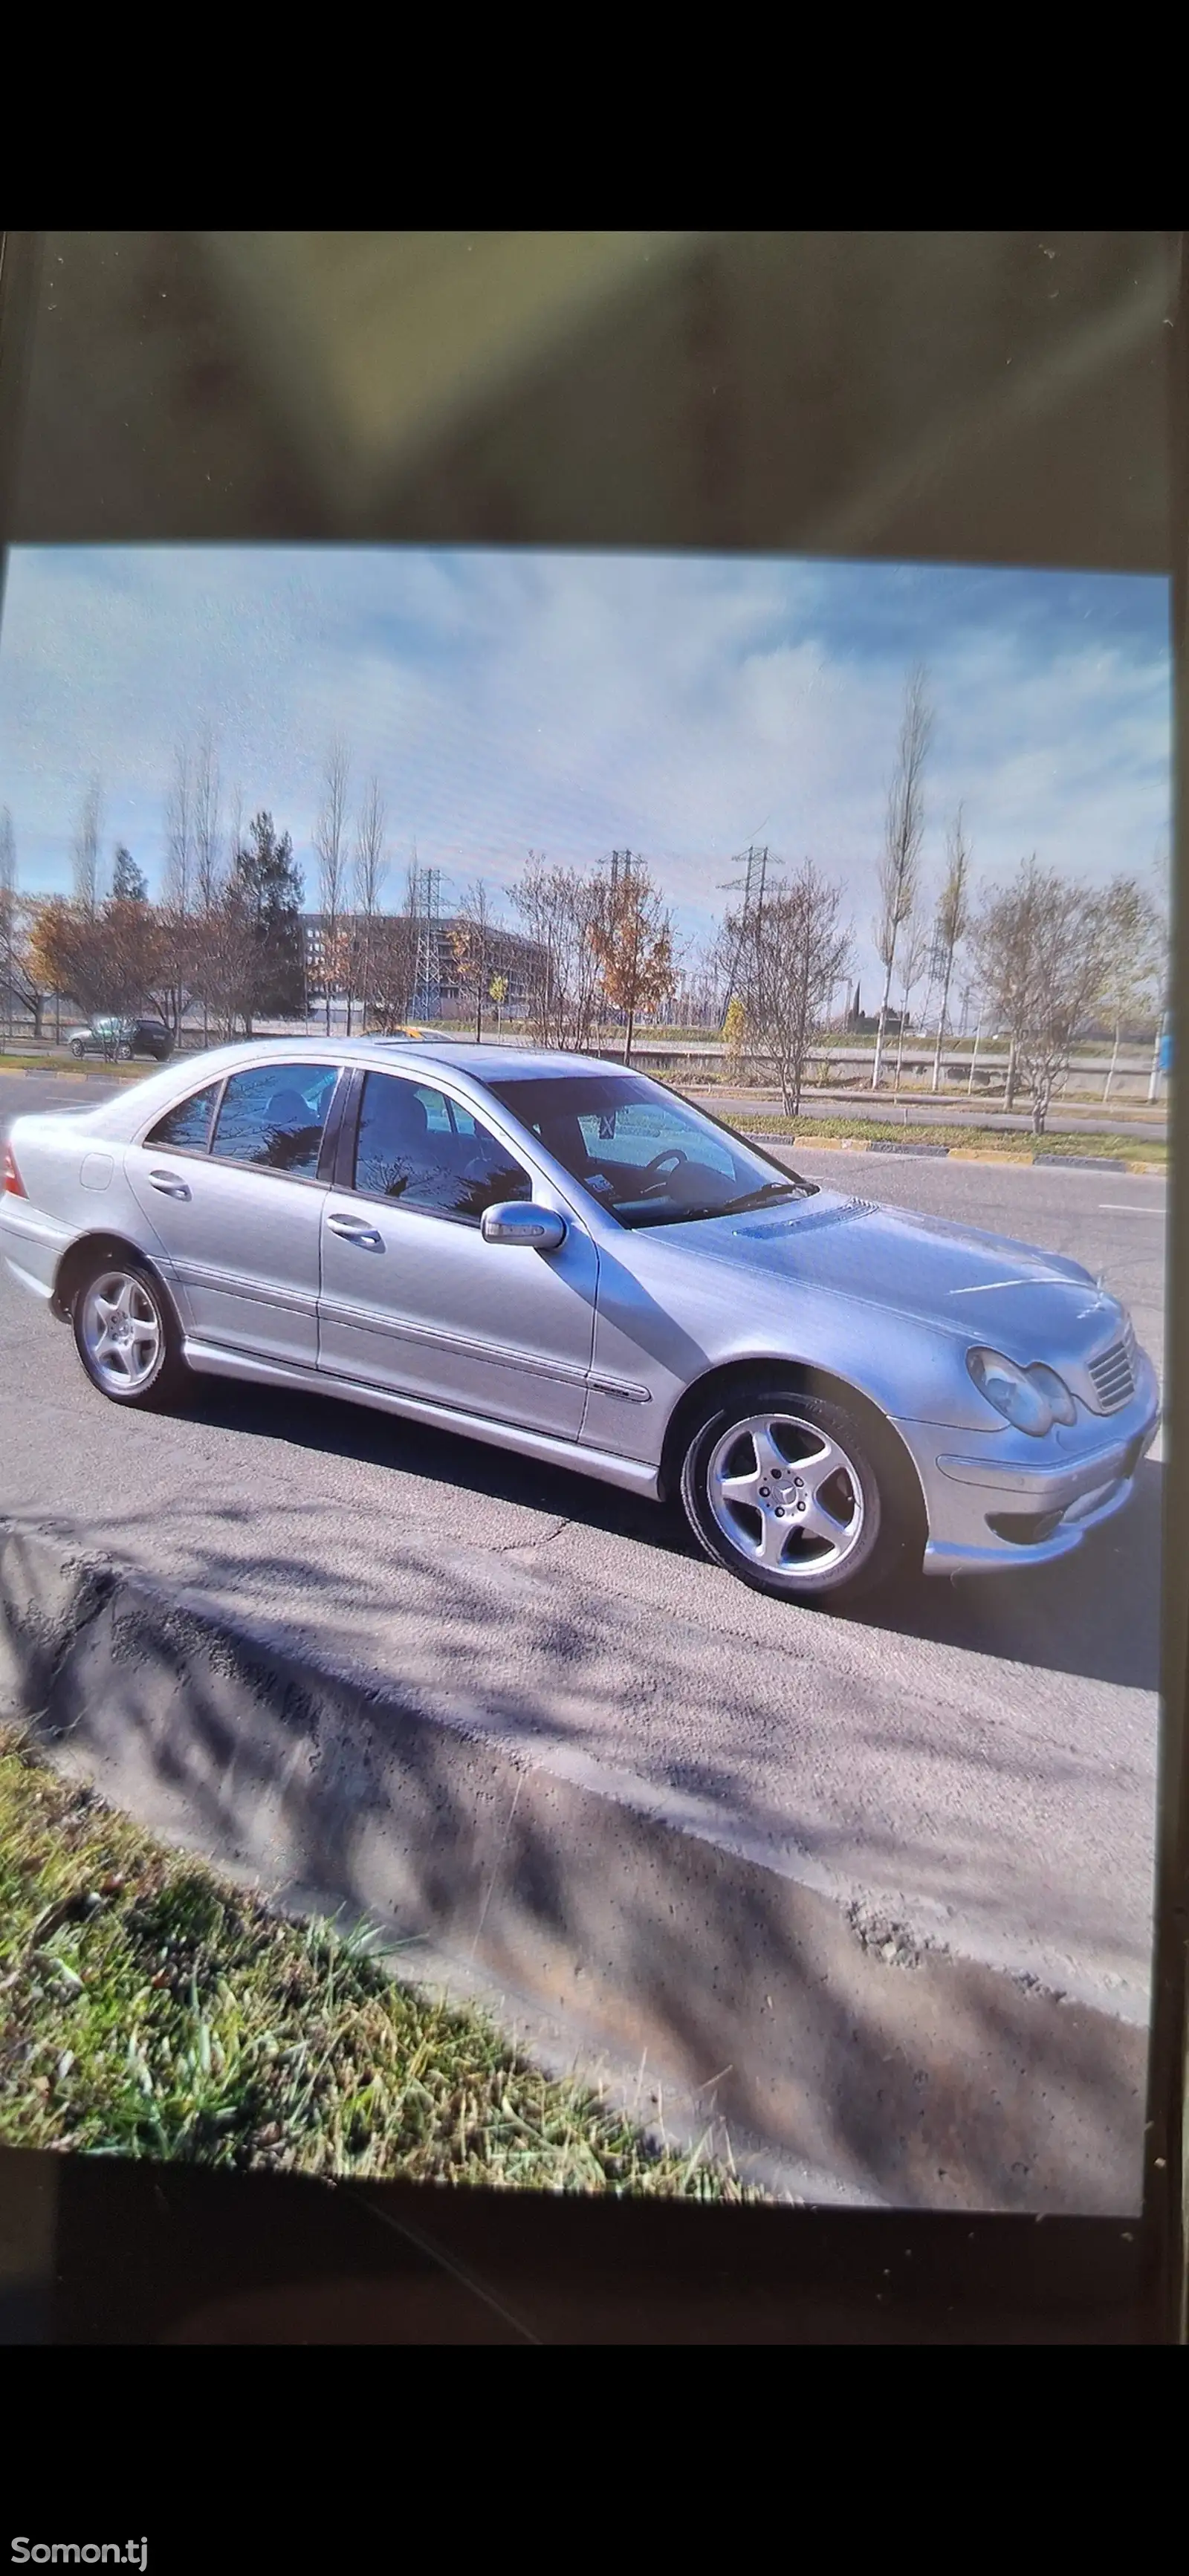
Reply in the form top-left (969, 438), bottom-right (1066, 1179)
top-left (966, 1347), bottom-right (1078, 1435)
top-left (1025, 1362), bottom-right (1078, 1427)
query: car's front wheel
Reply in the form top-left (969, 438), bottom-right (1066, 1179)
top-left (679, 1382), bottom-right (911, 1605)
top-left (68, 1037), bottom-right (87, 1058)
top-left (72, 1257), bottom-right (190, 1410)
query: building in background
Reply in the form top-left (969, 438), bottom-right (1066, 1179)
top-left (300, 912), bottom-right (543, 1025)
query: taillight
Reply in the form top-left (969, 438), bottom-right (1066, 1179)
top-left (3, 1145), bottom-right (27, 1197)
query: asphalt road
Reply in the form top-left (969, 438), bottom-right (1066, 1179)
top-left (0, 1071), bottom-right (1167, 2018)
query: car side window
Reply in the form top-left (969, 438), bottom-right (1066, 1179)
top-left (210, 1063), bottom-right (338, 1177)
top-left (145, 1082), bottom-right (221, 1152)
top-left (353, 1073), bottom-right (531, 1221)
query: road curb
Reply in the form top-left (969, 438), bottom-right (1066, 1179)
top-left (0, 1514), bottom-right (1147, 2212)
top-left (1040, 1155), bottom-right (1127, 1173)
top-left (866, 1140), bottom-right (951, 1158)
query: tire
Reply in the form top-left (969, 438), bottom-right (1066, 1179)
top-left (71, 1255), bottom-right (191, 1412)
top-left (678, 1381), bottom-right (911, 1606)
top-left (69, 1038), bottom-right (86, 1058)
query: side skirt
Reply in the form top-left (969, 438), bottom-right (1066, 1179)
top-left (181, 1337), bottom-right (663, 1500)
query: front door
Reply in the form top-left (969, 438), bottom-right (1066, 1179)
top-left (317, 1068), bottom-right (597, 1435)
top-left (126, 1059), bottom-right (341, 1366)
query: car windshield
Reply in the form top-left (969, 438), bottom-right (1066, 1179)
top-left (484, 1071), bottom-right (818, 1229)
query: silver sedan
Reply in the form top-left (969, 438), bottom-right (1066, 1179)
top-left (0, 1037), bottom-right (1161, 1604)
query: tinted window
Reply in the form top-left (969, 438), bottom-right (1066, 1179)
top-left (354, 1074), bottom-right (530, 1220)
top-left (146, 1082), bottom-right (221, 1152)
top-left (211, 1063), bottom-right (338, 1176)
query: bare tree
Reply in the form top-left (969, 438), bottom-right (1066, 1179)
top-left (448, 877), bottom-right (502, 1040)
top-left (163, 744), bottom-right (194, 916)
top-left (1096, 872), bottom-right (1166, 1101)
top-left (0, 808), bottom-right (14, 1039)
top-left (589, 856), bottom-right (673, 1062)
top-left (189, 737), bottom-right (223, 1047)
top-left (72, 778), bottom-right (103, 914)
top-left (727, 860), bottom-right (851, 1114)
top-left (930, 806), bottom-right (972, 1094)
top-left (350, 776), bottom-right (387, 1036)
top-left (1147, 855), bottom-right (1171, 1103)
top-left (511, 852), bottom-right (603, 1051)
top-left (973, 857), bottom-right (1113, 1135)
top-left (154, 744), bottom-right (200, 1038)
top-left (872, 666), bottom-right (932, 1089)
top-left (366, 901), bottom-right (420, 1034)
top-left (193, 733), bottom-right (222, 912)
top-left (314, 740), bottom-right (351, 1036)
top-left (893, 906), bottom-right (932, 1086)
top-left (227, 785), bottom-right (244, 880)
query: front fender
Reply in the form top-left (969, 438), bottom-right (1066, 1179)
top-left (583, 1229), bottom-right (997, 1465)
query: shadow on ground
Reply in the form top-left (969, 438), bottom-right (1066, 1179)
top-left (181, 1372), bottom-right (1163, 1696)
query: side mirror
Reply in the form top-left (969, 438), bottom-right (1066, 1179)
top-left (481, 1201), bottom-right (567, 1250)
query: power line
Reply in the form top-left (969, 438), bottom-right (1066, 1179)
top-left (412, 863), bottom-right (444, 1019)
top-left (719, 843), bottom-right (768, 1010)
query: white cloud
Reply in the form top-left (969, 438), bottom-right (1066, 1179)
top-left (0, 545), bottom-right (1171, 994)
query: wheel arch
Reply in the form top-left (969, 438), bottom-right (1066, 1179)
top-left (51, 1230), bottom-right (177, 1325)
top-left (657, 1355), bottom-right (929, 1545)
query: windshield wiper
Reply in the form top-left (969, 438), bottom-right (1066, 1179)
top-left (713, 1181), bottom-right (813, 1217)
top-left (623, 1181), bottom-right (815, 1230)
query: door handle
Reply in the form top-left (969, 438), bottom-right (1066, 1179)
top-left (148, 1169), bottom-right (191, 1201)
top-left (327, 1213), bottom-right (384, 1249)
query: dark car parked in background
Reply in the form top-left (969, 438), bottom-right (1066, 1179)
top-left (66, 1016), bottom-right (175, 1063)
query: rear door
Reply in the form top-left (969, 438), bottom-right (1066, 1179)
top-left (126, 1059), bottom-right (344, 1366)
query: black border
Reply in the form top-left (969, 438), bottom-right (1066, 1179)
top-left (0, 229), bottom-right (1183, 2346)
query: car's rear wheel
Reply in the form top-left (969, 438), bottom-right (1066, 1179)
top-left (72, 1257), bottom-right (190, 1410)
top-left (679, 1382), bottom-right (910, 1605)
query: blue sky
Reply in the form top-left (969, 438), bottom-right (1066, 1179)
top-left (0, 545), bottom-right (1172, 1000)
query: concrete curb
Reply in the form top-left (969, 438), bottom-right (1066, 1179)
top-left (866, 1141), bottom-right (951, 1158)
top-left (0, 1514), bottom-right (1146, 2213)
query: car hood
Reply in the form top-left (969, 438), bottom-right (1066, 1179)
top-left (667, 1188), bottom-right (1124, 1355)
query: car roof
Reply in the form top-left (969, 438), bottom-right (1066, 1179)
top-left (74, 1036), bottom-right (648, 1142)
top-left (371, 1040), bottom-right (621, 1081)
top-left (152, 1036), bottom-right (632, 1083)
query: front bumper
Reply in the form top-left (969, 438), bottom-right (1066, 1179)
top-left (898, 1355), bottom-right (1162, 1576)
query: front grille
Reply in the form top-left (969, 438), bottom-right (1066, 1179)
top-left (1089, 1323), bottom-right (1135, 1414)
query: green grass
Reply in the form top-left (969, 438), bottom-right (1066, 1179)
top-left (0, 1731), bottom-right (759, 2199)
top-left (0, 1051), bottom-right (141, 1077)
top-left (734, 1112), bottom-right (1167, 1163)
